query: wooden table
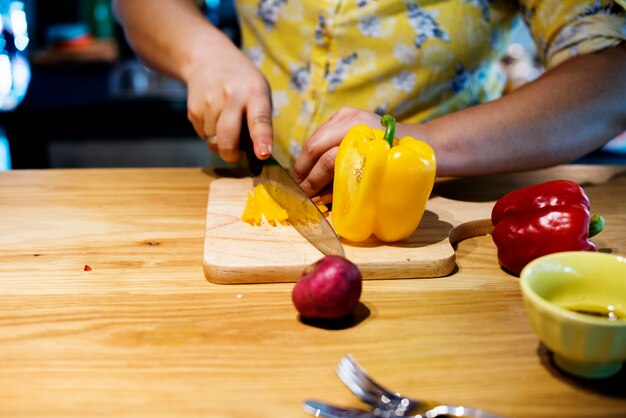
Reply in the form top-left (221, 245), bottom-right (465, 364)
top-left (1, 165), bottom-right (625, 418)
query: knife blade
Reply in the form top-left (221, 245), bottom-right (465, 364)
top-left (240, 120), bottom-right (345, 257)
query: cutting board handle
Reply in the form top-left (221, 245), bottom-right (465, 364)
top-left (449, 218), bottom-right (493, 247)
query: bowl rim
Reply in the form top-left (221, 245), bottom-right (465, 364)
top-left (520, 251), bottom-right (626, 327)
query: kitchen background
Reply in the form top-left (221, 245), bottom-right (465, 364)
top-left (0, 0), bottom-right (623, 170)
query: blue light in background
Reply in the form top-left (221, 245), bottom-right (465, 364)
top-left (205, 0), bottom-right (220, 25)
top-left (0, 0), bottom-right (30, 111)
top-left (11, 4), bottom-right (29, 51)
top-left (0, 128), bottom-right (11, 170)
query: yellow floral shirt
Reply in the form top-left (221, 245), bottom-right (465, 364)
top-left (235, 0), bottom-right (626, 164)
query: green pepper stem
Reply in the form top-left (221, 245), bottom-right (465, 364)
top-left (381, 114), bottom-right (396, 147)
top-left (588, 214), bottom-right (604, 238)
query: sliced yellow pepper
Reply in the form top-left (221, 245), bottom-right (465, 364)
top-left (241, 191), bottom-right (262, 226)
top-left (241, 184), bottom-right (329, 226)
top-left (251, 184), bottom-right (288, 226)
top-left (332, 114), bottom-right (436, 242)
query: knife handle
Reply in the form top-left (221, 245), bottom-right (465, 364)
top-left (239, 119), bottom-right (264, 177)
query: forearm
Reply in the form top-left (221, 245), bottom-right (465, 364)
top-left (112, 0), bottom-right (235, 83)
top-left (422, 45), bottom-right (626, 177)
top-left (114, 0), bottom-right (274, 162)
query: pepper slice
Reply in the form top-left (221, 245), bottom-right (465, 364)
top-left (332, 114), bottom-right (436, 242)
top-left (491, 179), bottom-right (605, 276)
top-left (241, 190), bottom-right (262, 226)
top-left (241, 184), bottom-right (328, 226)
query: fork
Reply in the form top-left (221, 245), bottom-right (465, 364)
top-left (303, 400), bottom-right (373, 418)
top-left (304, 400), bottom-right (503, 418)
top-left (336, 355), bottom-right (504, 418)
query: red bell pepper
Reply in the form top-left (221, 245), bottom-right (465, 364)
top-left (491, 180), bottom-right (604, 276)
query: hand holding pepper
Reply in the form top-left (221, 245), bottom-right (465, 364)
top-left (291, 107), bottom-right (432, 204)
top-left (331, 114), bottom-right (436, 242)
top-left (491, 180), bottom-right (604, 276)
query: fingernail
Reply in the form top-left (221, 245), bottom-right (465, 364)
top-left (257, 143), bottom-right (272, 158)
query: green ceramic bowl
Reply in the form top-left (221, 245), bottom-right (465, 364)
top-left (520, 251), bottom-right (626, 379)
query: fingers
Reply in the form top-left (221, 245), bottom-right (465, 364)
top-left (212, 92), bottom-right (272, 163)
top-left (188, 92), bottom-right (225, 156)
top-left (311, 184), bottom-right (333, 206)
top-left (292, 107), bottom-right (379, 199)
top-left (297, 147), bottom-right (338, 198)
top-left (291, 122), bottom-right (343, 185)
top-left (189, 78), bottom-right (272, 163)
top-left (188, 103), bottom-right (207, 146)
top-left (214, 99), bottom-right (245, 163)
top-left (187, 59), bottom-right (273, 163)
top-left (246, 91), bottom-right (273, 160)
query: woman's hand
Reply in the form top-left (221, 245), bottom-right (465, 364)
top-left (292, 107), bottom-right (428, 204)
top-left (113, 0), bottom-right (274, 163)
top-left (291, 108), bottom-right (381, 204)
top-left (185, 45), bottom-right (274, 163)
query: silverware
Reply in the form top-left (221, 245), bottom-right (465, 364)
top-left (336, 355), bottom-right (505, 418)
top-left (304, 399), bottom-right (505, 418)
top-left (303, 400), bottom-right (373, 418)
top-left (240, 121), bottom-right (345, 257)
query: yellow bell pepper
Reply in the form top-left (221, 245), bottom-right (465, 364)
top-left (332, 114), bottom-right (436, 242)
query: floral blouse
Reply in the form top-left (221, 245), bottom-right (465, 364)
top-left (235, 0), bottom-right (626, 164)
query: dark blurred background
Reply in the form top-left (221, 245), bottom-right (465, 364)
top-left (0, 0), bottom-right (623, 170)
top-left (0, 0), bottom-right (240, 169)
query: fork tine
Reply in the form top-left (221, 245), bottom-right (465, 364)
top-left (337, 355), bottom-right (398, 406)
top-left (337, 356), bottom-right (382, 405)
top-left (345, 355), bottom-right (398, 396)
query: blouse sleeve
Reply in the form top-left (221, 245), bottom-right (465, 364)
top-left (519, 0), bottom-right (626, 69)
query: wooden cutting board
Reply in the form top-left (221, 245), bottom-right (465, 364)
top-left (203, 174), bottom-right (495, 284)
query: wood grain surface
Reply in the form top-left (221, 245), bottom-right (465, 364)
top-left (203, 175), bottom-right (494, 283)
top-left (1, 166), bottom-right (626, 418)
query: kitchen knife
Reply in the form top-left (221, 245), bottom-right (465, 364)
top-left (240, 121), bottom-right (345, 257)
